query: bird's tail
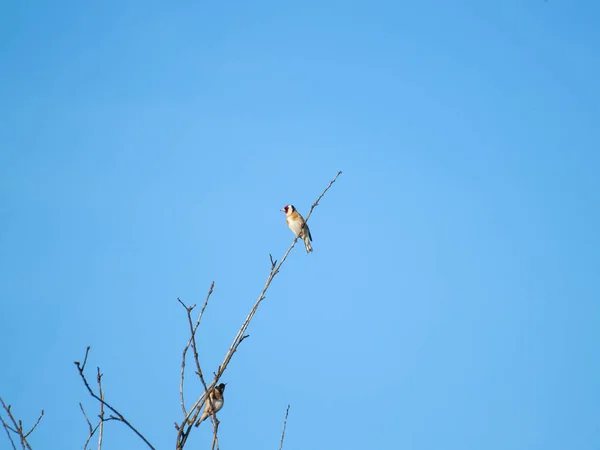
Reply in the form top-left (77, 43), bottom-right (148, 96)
top-left (303, 235), bottom-right (313, 253)
top-left (195, 412), bottom-right (208, 427)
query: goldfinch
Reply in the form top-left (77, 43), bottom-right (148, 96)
top-left (195, 383), bottom-right (226, 427)
top-left (281, 204), bottom-right (313, 253)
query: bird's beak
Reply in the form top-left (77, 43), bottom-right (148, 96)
top-left (280, 208), bottom-right (285, 212)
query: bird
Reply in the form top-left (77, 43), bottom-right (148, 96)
top-left (195, 383), bottom-right (226, 427)
top-left (281, 204), bottom-right (313, 253)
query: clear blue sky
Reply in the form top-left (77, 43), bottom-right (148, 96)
top-left (1, 1), bottom-right (599, 449)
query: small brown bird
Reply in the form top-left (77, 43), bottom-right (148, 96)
top-left (281, 204), bottom-right (313, 253)
top-left (195, 383), bottom-right (226, 427)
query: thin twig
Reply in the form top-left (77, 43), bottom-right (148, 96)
top-left (0, 414), bottom-right (17, 450)
top-left (279, 404), bottom-right (290, 450)
top-left (0, 396), bottom-right (43, 450)
top-left (23, 411), bottom-right (43, 439)
top-left (177, 284), bottom-right (221, 449)
top-left (80, 346), bottom-right (91, 372)
top-left (176, 171), bottom-right (342, 449)
top-left (179, 282), bottom-right (214, 417)
top-left (97, 368), bottom-right (105, 450)
top-left (210, 417), bottom-right (220, 450)
top-left (0, 398), bottom-right (21, 441)
top-left (79, 403), bottom-right (93, 434)
top-left (213, 170), bottom-right (343, 376)
top-left (180, 327), bottom-right (190, 416)
top-left (79, 403), bottom-right (94, 450)
top-left (74, 349), bottom-right (156, 450)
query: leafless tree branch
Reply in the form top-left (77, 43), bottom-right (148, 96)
top-left (0, 397), bottom-right (43, 450)
top-left (177, 284), bottom-right (222, 450)
top-left (209, 415), bottom-right (220, 450)
top-left (79, 403), bottom-right (93, 434)
top-left (74, 347), bottom-right (156, 450)
top-left (79, 403), bottom-right (94, 450)
top-left (279, 404), bottom-right (290, 450)
top-left (4, 171), bottom-right (341, 450)
top-left (23, 412), bottom-right (43, 440)
top-left (175, 171), bottom-right (342, 448)
top-left (179, 282), bottom-right (215, 418)
top-left (97, 368), bottom-right (105, 450)
top-left (0, 414), bottom-right (17, 450)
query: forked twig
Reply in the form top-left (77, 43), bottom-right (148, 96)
top-left (74, 347), bottom-right (156, 450)
top-left (177, 284), bottom-right (221, 449)
top-left (179, 282), bottom-right (215, 417)
top-left (0, 414), bottom-right (17, 450)
top-left (0, 396), bottom-right (43, 450)
top-left (176, 171), bottom-right (342, 449)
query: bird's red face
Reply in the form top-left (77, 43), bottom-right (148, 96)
top-left (282, 205), bottom-right (290, 214)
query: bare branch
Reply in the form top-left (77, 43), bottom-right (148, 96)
top-left (79, 403), bottom-right (95, 450)
top-left (0, 399), bottom-right (20, 435)
top-left (279, 404), bottom-right (290, 450)
top-left (79, 370), bottom-right (106, 450)
top-left (79, 403), bottom-right (93, 434)
top-left (0, 414), bottom-right (17, 450)
top-left (179, 281), bottom-right (215, 418)
top-left (97, 368), bottom-right (105, 450)
top-left (22, 411), bottom-right (43, 440)
top-left (212, 170), bottom-right (343, 377)
top-left (80, 346), bottom-right (91, 372)
top-left (176, 171), bottom-right (342, 448)
top-left (0, 396), bottom-right (43, 450)
top-left (177, 284), bottom-right (221, 449)
top-left (74, 348), bottom-right (156, 450)
top-left (304, 170), bottom-right (343, 224)
top-left (179, 317), bottom-right (189, 416)
top-left (210, 416), bottom-right (220, 450)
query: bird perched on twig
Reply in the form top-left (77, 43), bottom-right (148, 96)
top-left (195, 383), bottom-right (226, 427)
top-left (281, 204), bottom-right (313, 253)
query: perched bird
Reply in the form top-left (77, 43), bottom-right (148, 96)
top-left (195, 383), bottom-right (226, 427)
top-left (281, 204), bottom-right (313, 253)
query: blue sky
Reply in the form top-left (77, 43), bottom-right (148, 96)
top-left (1, 1), bottom-right (599, 449)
